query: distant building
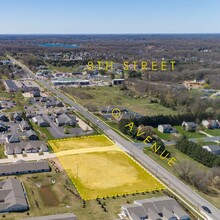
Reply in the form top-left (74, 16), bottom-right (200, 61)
top-left (23, 213), bottom-right (78, 220)
top-left (4, 80), bottom-right (19, 92)
top-left (202, 145), bottom-right (220, 155)
top-left (182, 121), bottom-right (197, 132)
top-left (112, 79), bottom-right (125, 86)
top-left (121, 197), bottom-right (190, 220)
top-left (51, 78), bottom-right (89, 86)
top-left (32, 90), bottom-right (41, 97)
top-left (0, 178), bottom-right (28, 213)
top-left (0, 160), bottom-right (50, 176)
top-left (183, 79), bottom-right (206, 90)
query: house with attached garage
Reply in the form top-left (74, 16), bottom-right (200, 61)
top-left (0, 114), bottom-right (9, 122)
top-left (182, 121), bottom-right (197, 132)
top-left (54, 113), bottom-right (76, 127)
top-left (32, 115), bottom-right (49, 127)
top-left (0, 123), bottom-right (8, 133)
top-left (19, 120), bottom-right (31, 131)
top-left (26, 129), bottom-right (39, 140)
top-left (202, 119), bottom-right (220, 129)
top-left (158, 124), bottom-right (176, 133)
top-left (6, 134), bottom-right (20, 143)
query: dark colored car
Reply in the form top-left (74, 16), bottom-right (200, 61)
top-left (202, 206), bottom-right (212, 214)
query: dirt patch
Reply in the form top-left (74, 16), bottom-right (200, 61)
top-left (39, 186), bottom-right (59, 206)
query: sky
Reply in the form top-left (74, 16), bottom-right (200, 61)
top-left (0, 0), bottom-right (219, 34)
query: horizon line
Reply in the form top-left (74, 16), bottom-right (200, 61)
top-left (1, 33), bottom-right (220, 35)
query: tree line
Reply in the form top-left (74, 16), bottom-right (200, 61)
top-left (176, 137), bottom-right (220, 167)
top-left (119, 112), bottom-right (212, 129)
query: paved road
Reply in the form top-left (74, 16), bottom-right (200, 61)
top-left (8, 55), bottom-right (220, 220)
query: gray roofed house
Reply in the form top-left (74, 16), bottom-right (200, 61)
top-left (0, 114), bottom-right (9, 122)
top-left (0, 123), bottom-right (8, 133)
top-left (122, 197), bottom-right (190, 220)
top-left (5, 141), bottom-right (48, 155)
top-left (20, 120), bottom-right (31, 131)
top-left (55, 114), bottom-right (76, 127)
top-left (202, 145), bottom-right (220, 155)
top-left (0, 160), bottom-right (50, 176)
top-left (158, 124), bottom-right (176, 134)
top-left (33, 115), bottom-right (49, 127)
top-left (182, 121), bottom-right (197, 132)
top-left (122, 204), bottom-right (147, 220)
top-left (0, 178), bottom-right (28, 213)
top-left (26, 129), bottom-right (39, 140)
top-left (13, 112), bottom-right (23, 121)
top-left (6, 134), bottom-right (20, 143)
top-left (22, 213), bottom-right (77, 220)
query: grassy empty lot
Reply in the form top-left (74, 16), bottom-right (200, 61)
top-left (59, 150), bottom-right (164, 200)
top-left (63, 86), bottom-right (181, 116)
top-left (49, 135), bottom-right (113, 152)
top-left (49, 135), bottom-right (164, 200)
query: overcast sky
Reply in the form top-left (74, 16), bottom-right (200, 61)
top-left (0, 0), bottom-right (219, 34)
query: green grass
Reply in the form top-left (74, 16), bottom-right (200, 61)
top-left (63, 86), bottom-right (182, 116)
top-left (30, 121), bottom-right (54, 141)
top-left (204, 128), bottom-right (220, 136)
top-left (47, 64), bottom-right (78, 72)
top-left (174, 126), bottom-right (205, 138)
top-left (154, 129), bottom-right (172, 140)
top-left (0, 145), bottom-right (7, 159)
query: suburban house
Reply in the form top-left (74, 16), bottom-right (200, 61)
top-left (32, 90), bottom-right (41, 97)
top-left (182, 121), bottom-right (197, 132)
top-left (0, 123), bottom-right (8, 133)
top-left (19, 120), bottom-right (31, 131)
top-left (5, 141), bottom-right (48, 155)
top-left (0, 178), bottom-right (28, 213)
top-left (26, 111), bottom-right (37, 119)
top-left (13, 112), bottom-right (23, 122)
top-left (121, 197), bottom-right (190, 220)
top-left (45, 99), bottom-right (64, 108)
top-left (202, 120), bottom-right (220, 129)
top-left (26, 129), bottom-right (39, 140)
top-left (54, 113), bottom-right (76, 127)
top-left (0, 114), bottom-right (9, 122)
top-left (40, 97), bottom-right (48, 103)
top-left (158, 124), bottom-right (176, 133)
top-left (6, 134), bottom-right (20, 143)
top-left (23, 213), bottom-right (78, 220)
top-left (32, 115), bottom-right (49, 127)
top-left (202, 145), bottom-right (220, 155)
top-left (0, 160), bottom-right (50, 176)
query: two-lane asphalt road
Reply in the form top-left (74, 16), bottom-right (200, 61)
top-left (8, 55), bottom-right (220, 220)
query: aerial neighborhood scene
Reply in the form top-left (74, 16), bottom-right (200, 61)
top-left (0, 0), bottom-right (220, 220)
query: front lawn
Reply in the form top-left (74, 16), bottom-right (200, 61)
top-left (174, 126), bottom-right (205, 138)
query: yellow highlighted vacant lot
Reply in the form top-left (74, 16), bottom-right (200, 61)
top-left (49, 135), bottom-right (165, 200)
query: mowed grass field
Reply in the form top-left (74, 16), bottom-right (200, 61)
top-left (48, 135), bottom-right (114, 152)
top-left (49, 135), bottom-right (164, 200)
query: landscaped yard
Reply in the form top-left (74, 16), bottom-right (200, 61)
top-left (174, 126), bottom-right (205, 138)
top-left (204, 128), bottom-right (220, 136)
